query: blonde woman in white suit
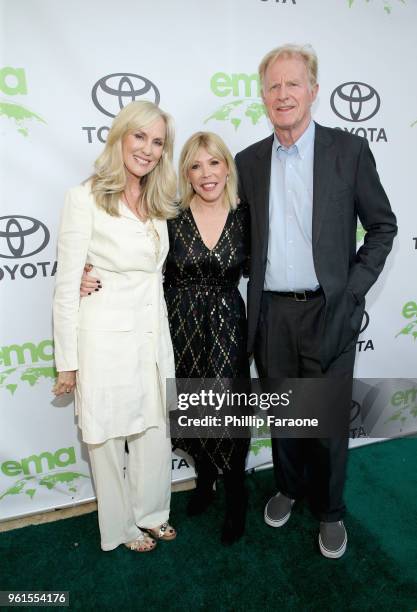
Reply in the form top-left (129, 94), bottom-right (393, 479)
top-left (53, 101), bottom-right (177, 553)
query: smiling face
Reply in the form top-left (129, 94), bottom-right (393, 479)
top-left (122, 116), bottom-right (166, 181)
top-left (187, 147), bottom-right (229, 206)
top-left (262, 54), bottom-right (318, 145)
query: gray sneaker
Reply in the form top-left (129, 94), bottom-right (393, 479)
top-left (264, 492), bottom-right (295, 527)
top-left (319, 521), bottom-right (347, 559)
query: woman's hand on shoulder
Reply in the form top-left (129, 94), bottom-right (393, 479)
top-left (53, 371), bottom-right (76, 396)
top-left (80, 264), bottom-right (101, 297)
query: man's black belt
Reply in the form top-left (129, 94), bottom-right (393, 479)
top-left (264, 287), bottom-right (323, 302)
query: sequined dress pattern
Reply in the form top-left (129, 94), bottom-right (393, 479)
top-left (164, 204), bottom-right (250, 468)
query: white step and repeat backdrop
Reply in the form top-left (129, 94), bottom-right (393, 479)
top-left (1, 0), bottom-right (416, 520)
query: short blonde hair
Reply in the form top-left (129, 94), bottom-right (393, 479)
top-left (259, 44), bottom-right (318, 92)
top-left (178, 131), bottom-right (238, 211)
top-left (91, 100), bottom-right (177, 220)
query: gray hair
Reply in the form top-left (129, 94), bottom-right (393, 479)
top-left (259, 44), bottom-right (318, 92)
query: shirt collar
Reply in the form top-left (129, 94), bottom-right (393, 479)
top-left (273, 119), bottom-right (315, 160)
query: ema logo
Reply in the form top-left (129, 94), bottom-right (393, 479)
top-left (386, 386), bottom-right (417, 430)
top-left (396, 300), bottom-right (417, 343)
top-left (330, 81), bottom-right (387, 143)
top-left (83, 73), bottom-right (160, 144)
top-left (204, 72), bottom-right (267, 131)
top-left (347, 0), bottom-right (406, 14)
top-left (0, 67), bottom-right (46, 137)
top-left (350, 380), bottom-right (417, 439)
top-left (0, 339), bottom-right (56, 395)
top-left (0, 446), bottom-right (90, 504)
top-left (0, 215), bottom-right (56, 282)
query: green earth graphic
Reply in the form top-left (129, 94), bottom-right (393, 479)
top-left (0, 366), bottom-right (56, 395)
top-left (385, 403), bottom-right (417, 426)
top-left (395, 319), bottom-right (417, 342)
top-left (0, 100), bottom-right (46, 136)
top-left (0, 471), bottom-right (90, 502)
top-left (204, 99), bottom-right (267, 131)
top-left (348, 0), bottom-right (405, 14)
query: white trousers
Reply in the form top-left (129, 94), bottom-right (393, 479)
top-left (88, 425), bottom-right (172, 551)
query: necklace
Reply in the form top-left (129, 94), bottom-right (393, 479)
top-left (123, 190), bottom-right (147, 222)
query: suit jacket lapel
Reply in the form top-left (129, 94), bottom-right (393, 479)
top-left (152, 217), bottom-right (168, 268)
top-left (312, 123), bottom-right (335, 246)
top-left (254, 135), bottom-right (273, 262)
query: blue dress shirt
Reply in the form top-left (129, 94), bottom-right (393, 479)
top-left (264, 120), bottom-right (320, 292)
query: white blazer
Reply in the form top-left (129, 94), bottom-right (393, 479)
top-left (53, 182), bottom-right (175, 444)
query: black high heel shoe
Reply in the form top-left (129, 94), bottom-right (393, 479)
top-left (187, 486), bottom-right (215, 516)
top-left (187, 460), bottom-right (217, 517)
top-left (221, 471), bottom-right (248, 545)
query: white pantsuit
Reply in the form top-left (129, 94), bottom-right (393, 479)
top-left (88, 421), bottom-right (172, 551)
top-left (53, 181), bottom-right (175, 549)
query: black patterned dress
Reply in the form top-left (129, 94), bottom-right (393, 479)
top-left (164, 204), bottom-right (250, 470)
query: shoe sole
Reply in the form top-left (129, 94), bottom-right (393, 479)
top-left (318, 533), bottom-right (347, 559)
top-left (264, 502), bottom-right (294, 528)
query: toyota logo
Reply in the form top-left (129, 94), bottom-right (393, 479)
top-left (330, 82), bottom-right (380, 122)
top-left (360, 311), bottom-right (370, 335)
top-left (0, 216), bottom-right (50, 259)
top-left (92, 73), bottom-right (160, 118)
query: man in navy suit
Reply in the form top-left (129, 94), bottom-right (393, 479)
top-left (236, 44), bottom-right (397, 558)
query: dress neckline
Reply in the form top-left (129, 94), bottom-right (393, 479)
top-left (187, 208), bottom-right (231, 253)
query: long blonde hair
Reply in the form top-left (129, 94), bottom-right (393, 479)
top-left (91, 100), bottom-right (177, 219)
top-left (178, 131), bottom-right (238, 211)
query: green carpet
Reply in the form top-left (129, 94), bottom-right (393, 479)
top-left (1, 438), bottom-right (417, 611)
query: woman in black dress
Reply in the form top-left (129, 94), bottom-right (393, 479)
top-left (164, 132), bottom-right (250, 544)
